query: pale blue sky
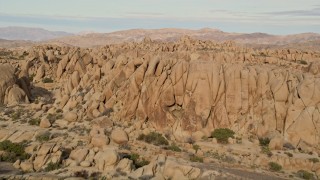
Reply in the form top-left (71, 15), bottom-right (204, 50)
top-left (0, 0), bottom-right (320, 34)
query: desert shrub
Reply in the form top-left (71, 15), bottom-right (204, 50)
top-left (186, 137), bottom-right (195, 144)
top-left (10, 110), bottom-right (23, 120)
top-left (128, 153), bottom-right (150, 169)
top-left (115, 168), bottom-right (127, 176)
top-left (42, 77), bottom-right (54, 83)
top-left (201, 136), bottom-right (208, 141)
top-left (90, 172), bottom-right (102, 179)
top-left (47, 113), bottom-right (62, 124)
top-left (119, 144), bottom-right (131, 150)
top-left (259, 137), bottom-right (270, 146)
top-left (235, 137), bottom-right (242, 144)
top-left (44, 161), bottom-right (61, 172)
top-left (135, 158), bottom-right (150, 168)
top-left (0, 117), bottom-right (6, 121)
top-left (36, 132), bottom-right (51, 142)
top-left (261, 146), bottom-right (273, 157)
top-left (137, 132), bottom-right (169, 146)
top-left (284, 152), bottom-right (293, 157)
top-left (190, 155), bottom-right (203, 163)
top-left (29, 73), bottom-right (35, 81)
top-left (56, 109), bottom-right (63, 113)
top-left (75, 171), bottom-right (102, 179)
top-left (211, 128), bottom-right (235, 144)
top-left (77, 140), bottom-right (84, 146)
top-left (268, 162), bottom-right (282, 172)
top-left (74, 170), bottom-right (89, 178)
top-left (0, 140), bottom-right (30, 162)
top-left (192, 144), bottom-right (200, 152)
top-left (297, 170), bottom-right (314, 180)
top-left (166, 143), bottom-right (181, 152)
top-left (0, 152), bottom-right (19, 162)
top-left (309, 158), bottom-right (319, 163)
top-left (205, 151), bottom-right (236, 164)
top-left (298, 60), bottom-right (308, 65)
top-left (28, 118), bottom-right (40, 126)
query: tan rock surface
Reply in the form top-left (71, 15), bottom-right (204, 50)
top-left (111, 129), bottom-right (129, 144)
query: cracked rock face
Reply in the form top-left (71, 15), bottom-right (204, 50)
top-left (0, 64), bottom-right (30, 105)
top-left (2, 37), bottom-right (320, 179)
top-left (6, 38), bottom-right (320, 147)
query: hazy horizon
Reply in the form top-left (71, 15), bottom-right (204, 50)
top-left (0, 0), bottom-right (320, 35)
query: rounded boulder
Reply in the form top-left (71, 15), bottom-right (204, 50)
top-left (111, 129), bottom-right (129, 144)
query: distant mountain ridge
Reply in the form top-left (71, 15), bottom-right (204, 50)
top-left (0, 27), bottom-right (320, 50)
top-left (48, 28), bottom-right (320, 48)
top-left (0, 38), bottom-right (34, 48)
top-left (0, 26), bottom-right (73, 41)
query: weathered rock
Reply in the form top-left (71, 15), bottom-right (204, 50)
top-left (0, 64), bottom-right (16, 104)
top-left (91, 135), bottom-right (110, 148)
top-left (69, 148), bottom-right (89, 163)
top-left (20, 161), bottom-right (34, 172)
top-left (13, 159), bottom-right (21, 169)
top-left (40, 118), bottom-right (51, 128)
top-left (80, 161), bottom-right (91, 167)
top-left (111, 129), bottom-right (129, 144)
top-left (94, 149), bottom-right (119, 171)
top-left (269, 137), bottom-right (284, 150)
top-left (0, 64), bottom-right (30, 105)
top-left (116, 158), bottom-right (133, 173)
top-left (163, 159), bottom-right (201, 180)
top-left (64, 112), bottom-right (78, 122)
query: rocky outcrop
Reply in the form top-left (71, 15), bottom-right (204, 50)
top-left (2, 38), bottom-right (320, 179)
top-left (16, 38), bottom-right (318, 149)
top-left (0, 64), bottom-right (30, 105)
top-left (4, 38), bottom-right (320, 149)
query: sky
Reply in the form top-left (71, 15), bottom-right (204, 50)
top-left (0, 0), bottom-right (320, 35)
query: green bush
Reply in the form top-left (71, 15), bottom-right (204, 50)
top-left (128, 153), bottom-right (150, 169)
top-left (268, 162), bottom-right (282, 172)
top-left (297, 170), bottom-right (314, 180)
top-left (298, 60), bottom-right (308, 65)
top-left (192, 144), bottom-right (200, 152)
top-left (29, 74), bottom-right (35, 81)
top-left (74, 170), bottom-right (89, 178)
top-left (47, 113), bottom-right (62, 124)
top-left (309, 158), bottom-right (319, 163)
top-left (211, 128), bottom-right (235, 144)
top-left (137, 132), bottom-right (169, 146)
top-left (166, 143), bottom-right (181, 152)
top-left (0, 140), bottom-right (30, 162)
top-left (261, 146), bottom-right (273, 157)
top-left (36, 132), bottom-right (51, 143)
top-left (259, 137), bottom-right (270, 146)
top-left (28, 118), bottom-right (40, 126)
top-left (10, 110), bottom-right (23, 120)
top-left (42, 77), bottom-right (54, 83)
top-left (44, 161), bottom-right (61, 172)
top-left (190, 155), bottom-right (203, 163)
top-left (205, 151), bottom-right (236, 164)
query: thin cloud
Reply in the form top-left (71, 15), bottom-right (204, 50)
top-left (265, 7), bottom-right (320, 17)
top-left (0, 12), bottom-right (319, 34)
top-left (126, 12), bottom-right (164, 17)
top-left (209, 10), bottom-right (230, 13)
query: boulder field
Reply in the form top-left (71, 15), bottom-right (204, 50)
top-left (24, 37), bottom-right (320, 148)
top-left (1, 37), bottom-right (320, 179)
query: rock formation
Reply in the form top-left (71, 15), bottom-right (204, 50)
top-left (0, 64), bottom-right (30, 105)
top-left (33, 37), bottom-right (320, 148)
top-left (1, 37), bottom-right (320, 179)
